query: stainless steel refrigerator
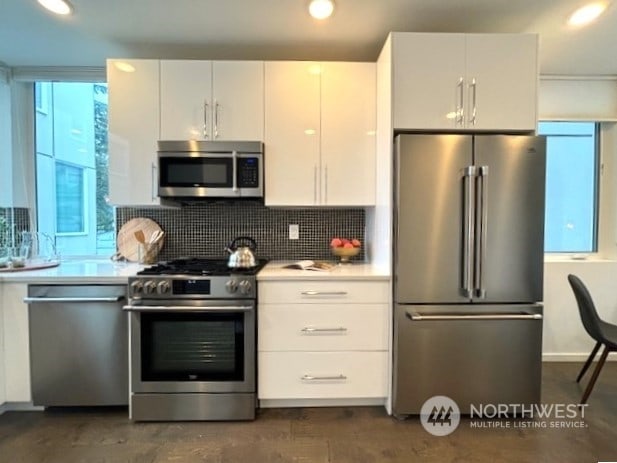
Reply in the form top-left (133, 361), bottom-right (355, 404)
top-left (393, 134), bottom-right (546, 417)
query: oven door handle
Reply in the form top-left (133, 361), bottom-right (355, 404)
top-left (122, 304), bottom-right (254, 313)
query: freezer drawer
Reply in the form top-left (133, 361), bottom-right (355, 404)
top-left (393, 304), bottom-right (542, 416)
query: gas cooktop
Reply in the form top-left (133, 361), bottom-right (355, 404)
top-left (136, 258), bottom-right (269, 277)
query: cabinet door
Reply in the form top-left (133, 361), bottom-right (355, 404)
top-left (160, 60), bottom-right (213, 140)
top-left (2, 283), bottom-right (30, 402)
top-left (107, 59), bottom-right (163, 206)
top-left (392, 33), bottom-right (466, 130)
top-left (212, 61), bottom-right (264, 141)
top-left (321, 62), bottom-right (376, 206)
top-left (465, 34), bottom-right (538, 131)
top-left (265, 61), bottom-right (320, 206)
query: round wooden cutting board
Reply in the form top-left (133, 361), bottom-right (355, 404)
top-left (116, 217), bottom-right (164, 262)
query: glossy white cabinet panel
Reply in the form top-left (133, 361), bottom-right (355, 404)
top-left (107, 59), bottom-right (167, 206)
top-left (2, 283), bottom-right (30, 402)
top-left (258, 303), bottom-right (388, 351)
top-left (321, 62), bottom-right (376, 206)
top-left (259, 351), bottom-right (388, 399)
top-left (259, 280), bottom-right (389, 304)
top-left (160, 60), bottom-right (264, 141)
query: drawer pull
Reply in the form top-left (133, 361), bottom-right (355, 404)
top-left (301, 327), bottom-right (348, 334)
top-left (300, 290), bottom-right (348, 296)
top-left (301, 374), bottom-right (347, 381)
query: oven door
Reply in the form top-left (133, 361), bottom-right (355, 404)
top-left (126, 300), bottom-right (255, 394)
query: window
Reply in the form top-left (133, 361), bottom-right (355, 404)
top-left (55, 162), bottom-right (85, 234)
top-left (538, 121), bottom-right (599, 253)
top-left (34, 82), bottom-right (115, 256)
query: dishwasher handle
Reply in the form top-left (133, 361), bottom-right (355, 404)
top-left (24, 296), bottom-right (125, 304)
top-left (406, 311), bottom-right (543, 321)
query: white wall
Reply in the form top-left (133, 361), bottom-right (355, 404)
top-left (543, 260), bottom-right (617, 360)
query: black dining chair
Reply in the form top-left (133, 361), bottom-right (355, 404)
top-left (567, 274), bottom-right (617, 404)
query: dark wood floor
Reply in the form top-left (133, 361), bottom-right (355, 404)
top-left (0, 362), bottom-right (615, 463)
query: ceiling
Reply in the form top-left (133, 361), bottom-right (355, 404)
top-left (1, 0), bottom-right (616, 75)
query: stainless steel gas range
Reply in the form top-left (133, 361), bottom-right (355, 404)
top-left (123, 258), bottom-right (268, 421)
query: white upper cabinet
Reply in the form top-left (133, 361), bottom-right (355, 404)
top-left (160, 60), bottom-right (264, 141)
top-left (265, 61), bottom-right (376, 207)
top-left (265, 61), bottom-right (321, 206)
top-left (393, 34), bottom-right (466, 131)
top-left (321, 62), bottom-right (376, 206)
top-left (464, 34), bottom-right (538, 131)
top-left (392, 33), bottom-right (538, 132)
top-left (107, 59), bottom-right (169, 207)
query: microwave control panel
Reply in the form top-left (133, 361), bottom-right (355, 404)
top-left (237, 157), bottom-right (260, 188)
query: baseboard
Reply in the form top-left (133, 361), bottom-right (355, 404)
top-left (0, 402), bottom-right (44, 414)
top-left (259, 398), bottom-right (386, 408)
top-left (543, 353), bottom-right (617, 362)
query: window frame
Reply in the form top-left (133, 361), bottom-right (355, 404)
top-left (539, 120), bottom-right (601, 255)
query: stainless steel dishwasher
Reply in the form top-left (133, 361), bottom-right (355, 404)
top-left (25, 284), bottom-right (128, 406)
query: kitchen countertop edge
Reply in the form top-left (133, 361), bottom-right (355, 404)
top-left (0, 261), bottom-right (143, 284)
top-left (257, 261), bottom-right (391, 281)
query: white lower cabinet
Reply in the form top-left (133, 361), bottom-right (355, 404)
top-left (257, 279), bottom-right (389, 404)
top-left (259, 351), bottom-right (388, 400)
top-left (2, 283), bottom-right (30, 403)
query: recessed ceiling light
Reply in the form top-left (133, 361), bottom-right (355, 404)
top-left (37, 0), bottom-right (73, 15)
top-left (309, 0), bottom-right (334, 19)
top-left (567, 2), bottom-right (607, 27)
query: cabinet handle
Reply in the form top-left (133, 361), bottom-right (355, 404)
top-left (214, 100), bottom-right (220, 139)
top-left (313, 165), bottom-right (318, 204)
top-left (203, 100), bottom-right (209, 138)
top-left (301, 374), bottom-right (347, 381)
top-left (300, 290), bottom-right (348, 296)
top-left (301, 327), bottom-right (348, 334)
top-left (324, 165), bottom-right (328, 204)
top-left (232, 150), bottom-right (238, 192)
top-left (151, 162), bottom-right (157, 201)
top-left (456, 77), bottom-right (464, 125)
top-left (469, 78), bottom-right (477, 126)
top-left (25, 296), bottom-right (125, 304)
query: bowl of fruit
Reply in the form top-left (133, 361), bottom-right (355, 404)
top-left (330, 237), bottom-right (361, 264)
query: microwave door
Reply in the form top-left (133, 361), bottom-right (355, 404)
top-left (158, 154), bottom-right (240, 198)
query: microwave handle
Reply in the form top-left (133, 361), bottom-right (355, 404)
top-left (151, 162), bottom-right (157, 201)
top-left (232, 150), bottom-right (238, 192)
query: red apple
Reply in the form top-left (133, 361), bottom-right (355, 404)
top-left (351, 239), bottom-right (361, 248)
top-left (330, 238), bottom-right (343, 247)
top-left (341, 238), bottom-right (350, 246)
top-left (343, 242), bottom-right (354, 249)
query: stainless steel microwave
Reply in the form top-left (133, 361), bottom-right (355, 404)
top-left (157, 140), bottom-right (264, 199)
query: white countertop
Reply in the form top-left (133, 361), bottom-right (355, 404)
top-left (257, 261), bottom-right (390, 281)
top-left (0, 260), bottom-right (143, 283)
top-left (0, 259), bottom-right (391, 284)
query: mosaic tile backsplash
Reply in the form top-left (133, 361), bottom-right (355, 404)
top-left (116, 202), bottom-right (365, 262)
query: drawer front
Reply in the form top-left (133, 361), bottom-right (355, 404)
top-left (258, 304), bottom-right (388, 351)
top-left (259, 280), bottom-right (389, 304)
top-left (258, 351), bottom-right (388, 399)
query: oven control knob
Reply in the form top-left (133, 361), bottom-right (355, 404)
top-left (143, 280), bottom-right (157, 295)
top-left (226, 280), bottom-right (238, 293)
top-left (130, 280), bottom-right (144, 295)
top-left (238, 280), bottom-right (252, 295)
top-left (157, 280), bottom-right (171, 295)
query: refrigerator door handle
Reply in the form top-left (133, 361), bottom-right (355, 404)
top-left (461, 166), bottom-right (476, 298)
top-left (406, 311), bottom-right (543, 321)
top-left (474, 165), bottom-right (489, 299)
